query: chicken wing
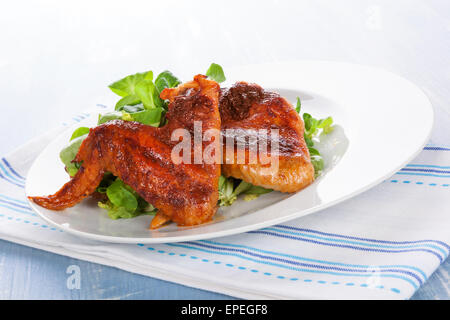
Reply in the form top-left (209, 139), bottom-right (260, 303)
top-left (29, 75), bottom-right (221, 228)
top-left (220, 82), bottom-right (314, 193)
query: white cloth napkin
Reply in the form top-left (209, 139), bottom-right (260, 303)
top-left (0, 107), bottom-right (448, 300)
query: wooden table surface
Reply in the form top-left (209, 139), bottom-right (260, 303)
top-left (0, 0), bottom-right (448, 299)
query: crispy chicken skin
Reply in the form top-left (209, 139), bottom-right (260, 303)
top-left (220, 82), bottom-right (314, 193)
top-left (29, 75), bottom-right (221, 228)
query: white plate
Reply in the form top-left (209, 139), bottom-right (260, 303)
top-left (25, 61), bottom-right (433, 243)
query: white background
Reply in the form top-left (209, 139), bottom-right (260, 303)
top-left (0, 0), bottom-right (449, 155)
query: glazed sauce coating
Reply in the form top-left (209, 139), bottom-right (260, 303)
top-left (220, 81), bottom-right (315, 193)
top-left (30, 75), bottom-right (222, 227)
top-left (220, 82), bottom-right (307, 158)
top-left (220, 82), bottom-right (265, 121)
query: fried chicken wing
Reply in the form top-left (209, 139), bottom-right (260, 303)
top-left (30, 75), bottom-right (221, 228)
top-left (220, 82), bottom-right (314, 193)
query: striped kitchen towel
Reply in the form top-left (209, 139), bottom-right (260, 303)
top-left (0, 106), bottom-right (448, 300)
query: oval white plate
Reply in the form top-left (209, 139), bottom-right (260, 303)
top-left (25, 61), bottom-right (433, 243)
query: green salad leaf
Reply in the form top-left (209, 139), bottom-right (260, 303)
top-left (70, 127), bottom-right (90, 141)
top-left (115, 94), bottom-right (140, 111)
top-left (110, 70), bottom-right (180, 115)
top-left (97, 111), bottom-right (123, 125)
top-left (108, 71), bottom-right (153, 97)
top-left (94, 69), bottom-right (181, 219)
top-left (296, 96), bottom-right (334, 177)
top-left (98, 105), bottom-right (163, 127)
top-left (60, 133), bottom-right (87, 177)
top-left (100, 69), bottom-right (181, 128)
top-left (295, 97), bottom-right (301, 113)
top-left (218, 176), bottom-right (272, 206)
top-left (134, 79), bottom-right (163, 109)
top-left (95, 172), bottom-right (115, 193)
top-left (98, 178), bottom-right (157, 220)
top-left (155, 71), bottom-right (181, 93)
top-left (317, 117), bottom-right (334, 134)
top-left (218, 175), bottom-right (236, 206)
top-left (245, 185), bottom-right (273, 195)
top-left (123, 107), bottom-right (163, 127)
top-left (106, 179), bottom-right (138, 212)
top-left (206, 63), bottom-right (226, 83)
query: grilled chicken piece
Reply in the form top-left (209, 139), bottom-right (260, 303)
top-left (220, 82), bottom-right (314, 193)
top-left (30, 75), bottom-right (221, 228)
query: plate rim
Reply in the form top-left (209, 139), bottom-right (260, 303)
top-left (25, 60), bottom-right (434, 243)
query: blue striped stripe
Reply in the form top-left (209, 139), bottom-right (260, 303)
top-left (167, 243), bottom-right (418, 289)
top-left (0, 171), bottom-right (25, 188)
top-left (274, 225), bottom-right (450, 250)
top-left (72, 115), bottom-right (85, 122)
top-left (0, 213), bottom-right (60, 231)
top-left (188, 242), bottom-right (424, 285)
top-left (401, 168), bottom-right (450, 174)
top-left (266, 227), bottom-right (447, 257)
top-left (0, 162), bottom-right (25, 185)
top-left (423, 146), bottom-right (450, 151)
top-left (426, 143), bottom-right (450, 147)
top-left (141, 244), bottom-right (403, 293)
top-left (395, 172), bottom-right (450, 178)
top-left (0, 196), bottom-right (36, 216)
top-left (200, 240), bottom-right (428, 280)
top-left (249, 230), bottom-right (444, 262)
top-left (1, 158), bottom-right (25, 180)
top-left (0, 194), bottom-right (28, 205)
top-left (406, 164), bottom-right (450, 169)
top-left (0, 198), bottom-right (33, 211)
top-left (0, 204), bottom-right (36, 216)
top-left (64, 111), bottom-right (90, 125)
top-left (0, 194), bottom-right (29, 205)
top-left (0, 191), bottom-right (431, 283)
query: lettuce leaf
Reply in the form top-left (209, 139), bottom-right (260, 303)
top-left (206, 63), bottom-right (226, 83)
top-left (134, 79), bottom-right (163, 109)
top-left (99, 178), bottom-right (157, 220)
top-left (70, 127), bottom-right (90, 141)
top-left (59, 134), bottom-right (87, 177)
top-left (218, 176), bottom-right (272, 206)
top-left (155, 71), bottom-right (181, 93)
top-left (95, 69), bottom-right (182, 219)
top-left (296, 96), bottom-right (334, 177)
top-left (108, 71), bottom-right (153, 97)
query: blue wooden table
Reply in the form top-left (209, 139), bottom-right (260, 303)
top-left (0, 0), bottom-right (449, 299)
top-left (0, 239), bottom-right (233, 299)
top-left (0, 239), bottom-right (447, 299)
